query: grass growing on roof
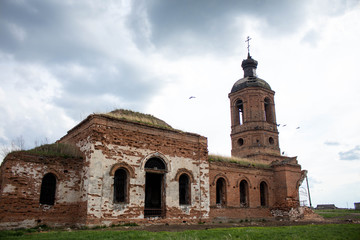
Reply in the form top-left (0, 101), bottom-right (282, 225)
top-left (208, 154), bottom-right (270, 168)
top-left (102, 109), bottom-right (174, 130)
top-left (26, 143), bottom-right (83, 159)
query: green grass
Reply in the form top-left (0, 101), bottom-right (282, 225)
top-left (314, 209), bottom-right (360, 219)
top-left (26, 143), bottom-right (83, 159)
top-left (102, 109), bottom-right (174, 130)
top-left (208, 154), bottom-right (270, 169)
top-left (1, 224), bottom-right (359, 240)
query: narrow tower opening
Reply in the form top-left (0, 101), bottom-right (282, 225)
top-left (236, 99), bottom-right (244, 125)
top-left (264, 97), bottom-right (273, 123)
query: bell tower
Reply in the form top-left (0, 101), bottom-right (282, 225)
top-left (229, 43), bottom-right (280, 161)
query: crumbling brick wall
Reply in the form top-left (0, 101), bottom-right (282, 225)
top-left (59, 115), bottom-right (210, 226)
top-left (0, 152), bottom-right (85, 229)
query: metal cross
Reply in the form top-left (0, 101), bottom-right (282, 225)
top-left (245, 36), bottom-right (252, 54)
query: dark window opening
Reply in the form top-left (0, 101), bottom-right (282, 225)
top-left (264, 98), bottom-right (273, 123)
top-left (269, 137), bottom-right (274, 145)
top-left (145, 158), bottom-right (166, 170)
top-left (114, 168), bottom-right (127, 203)
top-left (216, 178), bottom-right (226, 205)
top-left (260, 181), bottom-right (268, 207)
top-left (145, 172), bottom-right (164, 217)
top-left (240, 180), bottom-right (249, 207)
top-left (39, 173), bottom-right (56, 205)
top-left (236, 99), bottom-right (244, 125)
top-left (238, 138), bottom-right (244, 146)
top-left (179, 174), bottom-right (190, 205)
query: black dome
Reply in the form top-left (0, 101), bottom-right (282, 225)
top-left (231, 76), bottom-right (271, 93)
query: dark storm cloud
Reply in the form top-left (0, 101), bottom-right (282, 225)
top-left (52, 60), bottom-right (162, 119)
top-left (127, 0), bottom-right (307, 55)
top-left (339, 145), bottom-right (360, 161)
top-left (0, 0), bottom-right (163, 115)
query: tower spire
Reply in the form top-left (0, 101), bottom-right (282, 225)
top-left (245, 36), bottom-right (252, 58)
top-left (242, 36), bottom-right (257, 77)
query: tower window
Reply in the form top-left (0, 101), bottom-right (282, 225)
top-left (264, 98), bottom-right (273, 123)
top-left (179, 174), bottom-right (191, 205)
top-left (216, 178), bottom-right (226, 205)
top-left (236, 99), bottom-right (244, 125)
top-left (114, 168), bottom-right (128, 203)
top-left (269, 137), bottom-right (274, 145)
top-left (39, 173), bottom-right (56, 205)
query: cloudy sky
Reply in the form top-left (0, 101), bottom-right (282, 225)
top-left (1, 0), bottom-right (360, 208)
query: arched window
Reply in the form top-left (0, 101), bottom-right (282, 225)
top-left (260, 181), bottom-right (268, 207)
top-left (236, 99), bottom-right (244, 125)
top-left (114, 168), bottom-right (128, 203)
top-left (240, 180), bottom-right (249, 207)
top-left (39, 173), bottom-right (56, 205)
top-left (179, 174), bottom-right (190, 205)
top-left (216, 178), bottom-right (226, 205)
top-left (264, 97), bottom-right (273, 123)
top-left (145, 157), bottom-right (166, 170)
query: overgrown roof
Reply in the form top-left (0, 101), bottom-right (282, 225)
top-left (208, 154), bottom-right (270, 169)
top-left (100, 109), bottom-right (174, 130)
top-left (26, 143), bottom-right (83, 159)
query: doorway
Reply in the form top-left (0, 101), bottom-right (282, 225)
top-left (144, 157), bottom-right (166, 217)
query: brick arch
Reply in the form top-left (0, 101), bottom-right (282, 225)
top-left (231, 97), bottom-right (246, 107)
top-left (212, 173), bottom-right (230, 186)
top-left (109, 162), bottom-right (135, 178)
top-left (257, 179), bottom-right (270, 189)
top-left (174, 168), bottom-right (195, 183)
top-left (43, 168), bottom-right (63, 181)
top-left (140, 152), bottom-right (171, 172)
top-left (236, 176), bottom-right (252, 188)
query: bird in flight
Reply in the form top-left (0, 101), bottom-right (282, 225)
top-left (189, 96), bottom-right (196, 99)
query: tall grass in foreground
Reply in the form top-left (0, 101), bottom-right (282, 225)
top-left (1, 224), bottom-right (359, 240)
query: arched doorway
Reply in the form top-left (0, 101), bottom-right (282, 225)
top-left (144, 157), bottom-right (166, 217)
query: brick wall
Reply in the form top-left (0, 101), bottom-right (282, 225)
top-left (0, 152), bottom-right (85, 229)
top-left (60, 115), bottom-right (210, 226)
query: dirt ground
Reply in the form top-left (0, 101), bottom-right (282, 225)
top-left (109, 208), bottom-right (359, 232)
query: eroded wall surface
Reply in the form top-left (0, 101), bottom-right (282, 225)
top-left (60, 115), bottom-right (210, 226)
top-left (0, 153), bottom-right (85, 229)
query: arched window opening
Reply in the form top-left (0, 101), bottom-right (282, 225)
top-left (264, 98), bottom-right (273, 123)
top-left (216, 178), bottom-right (226, 205)
top-left (114, 168), bottom-right (128, 203)
top-left (260, 181), bottom-right (268, 207)
top-left (39, 173), bottom-right (56, 205)
top-left (179, 174), bottom-right (190, 205)
top-left (240, 180), bottom-right (249, 207)
top-left (236, 99), bottom-right (244, 125)
top-left (145, 157), bottom-right (166, 170)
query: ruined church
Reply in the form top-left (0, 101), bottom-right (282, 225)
top-left (0, 54), bottom-right (305, 229)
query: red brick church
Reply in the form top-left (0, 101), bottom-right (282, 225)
top-left (0, 54), bottom-right (305, 229)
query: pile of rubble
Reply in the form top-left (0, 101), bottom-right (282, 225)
top-left (271, 207), bottom-right (324, 222)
